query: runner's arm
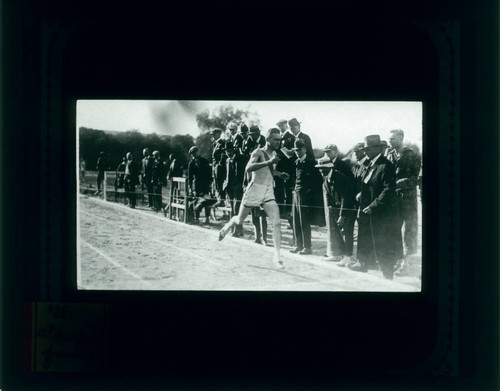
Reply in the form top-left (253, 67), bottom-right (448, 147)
top-left (246, 150), bottom-right (277, 172)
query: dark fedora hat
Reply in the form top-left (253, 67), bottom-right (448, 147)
top-left (288, 118), bottom-right (301, 127)
top-left (363, 135), bottom-right (383, 149)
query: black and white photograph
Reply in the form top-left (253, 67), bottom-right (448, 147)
top-left (77, 100), bottom-right (423, 292)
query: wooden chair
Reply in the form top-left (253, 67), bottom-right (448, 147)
top-left (168, 177), bottom-right (188, 223)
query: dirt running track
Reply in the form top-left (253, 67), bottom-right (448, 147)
top-left (78, 195), bottom-right (419, 292)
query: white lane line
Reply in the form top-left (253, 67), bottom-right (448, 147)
top-left (146, 236), bottom-right (221, 266)
top-left (81, 239), bottom-right (154, 288)
top-left (80, 209), bottom-right (220, 267)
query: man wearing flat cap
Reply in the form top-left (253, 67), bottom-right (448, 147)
top-left (387, 129), bottom-right (421, 275)
top-left (150, 150), bottom-right (165, 213)
top-left (353, 135), bottom-right (401, 279)
top-left (288, 118), bottom-right (314, 160)
top-left (210, 128), bottom-right (227, 207)
top-left (142, 148), bottom-right (155, 209)
top-left (95, 151), bottom-right (107, 195)
top-left (290, 139), bottom-right (317, 255)
top-left (318, 144), bottom-right (357, 264)
top-left (124, 152), bottom-right (140, 209)
top-left (227, 122), bottom-right (243, 153)
top-left (188, 146), bottom-right (214, 224)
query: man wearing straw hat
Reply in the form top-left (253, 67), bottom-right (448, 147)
top-left (316, 144), bottom-right (357, 264)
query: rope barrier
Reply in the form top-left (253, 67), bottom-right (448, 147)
top-left (81, 186), bottom-right (363, 213)
top-left (84, 172), bottom-right (414, 214)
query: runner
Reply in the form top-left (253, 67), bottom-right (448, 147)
top-left (218, 128), bottom-right (289, 268)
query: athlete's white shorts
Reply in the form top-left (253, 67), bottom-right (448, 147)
top-left (241, 182), bottom-right (275, 208)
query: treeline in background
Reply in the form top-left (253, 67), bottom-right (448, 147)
top-left (79, 128), bottom-right (196, 171)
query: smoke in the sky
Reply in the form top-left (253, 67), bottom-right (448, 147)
top-left (148, 100), bottom-right (202, 135)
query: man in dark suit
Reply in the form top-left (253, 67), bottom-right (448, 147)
top-left (223, 142), bottom-right (246, 236)
top-left (167, 153), bottom-right (183, 180)
top-left (114, 157), bottom-right (127, 200)
top-left (141, 148), bottom-right (154, 208)
top-left (95, 151), bottom-right (107, 195)
top-left (210, 128), bottom-right (227, 207)
top-left (124, 152), bottom-right (140, 209)
top-left (275, 119), bottom-right (296, 219)
top-left (288, 118), bottom-right (314, 159)
top-left (227, 122), bottom-right (243, 152)
top-left (290, 139), bottom-right (317, 255)
top-left (318, 144), bottom-right (357, 263)
top-left (187, 146), bottom-right (214, 224)
top-left (351, 135), bottom-right (401, 280)
top-left (277, 119), bottom-right (295, 151)
top-left (251, 125), bottom-right (267, 148)
top-left (150, 150), bottom-right (166, 213)
top-left (348, 142), bottom-right (374, 268)
top-left (387, 129), bottom-right (421, 275)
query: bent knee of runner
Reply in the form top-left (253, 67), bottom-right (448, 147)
top-left (235, 209), bottom-right (249, 225)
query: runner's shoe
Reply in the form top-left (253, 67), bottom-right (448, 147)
top-left (273, 255), bottom-right (284, 269)
top-left (218, 229), bottom-right (227, 241)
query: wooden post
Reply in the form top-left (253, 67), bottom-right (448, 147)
top-left (183, 180), bottom-right (188, 223)
top-left (103, 171), bottom-right (107, 201)
top-left (169, 179), bottom-right (174, 218)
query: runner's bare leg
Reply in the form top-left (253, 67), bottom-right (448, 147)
top-left (219, 205), bottom-right (251, 240)
top-left (262, 201), bottom-right (283, 268)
